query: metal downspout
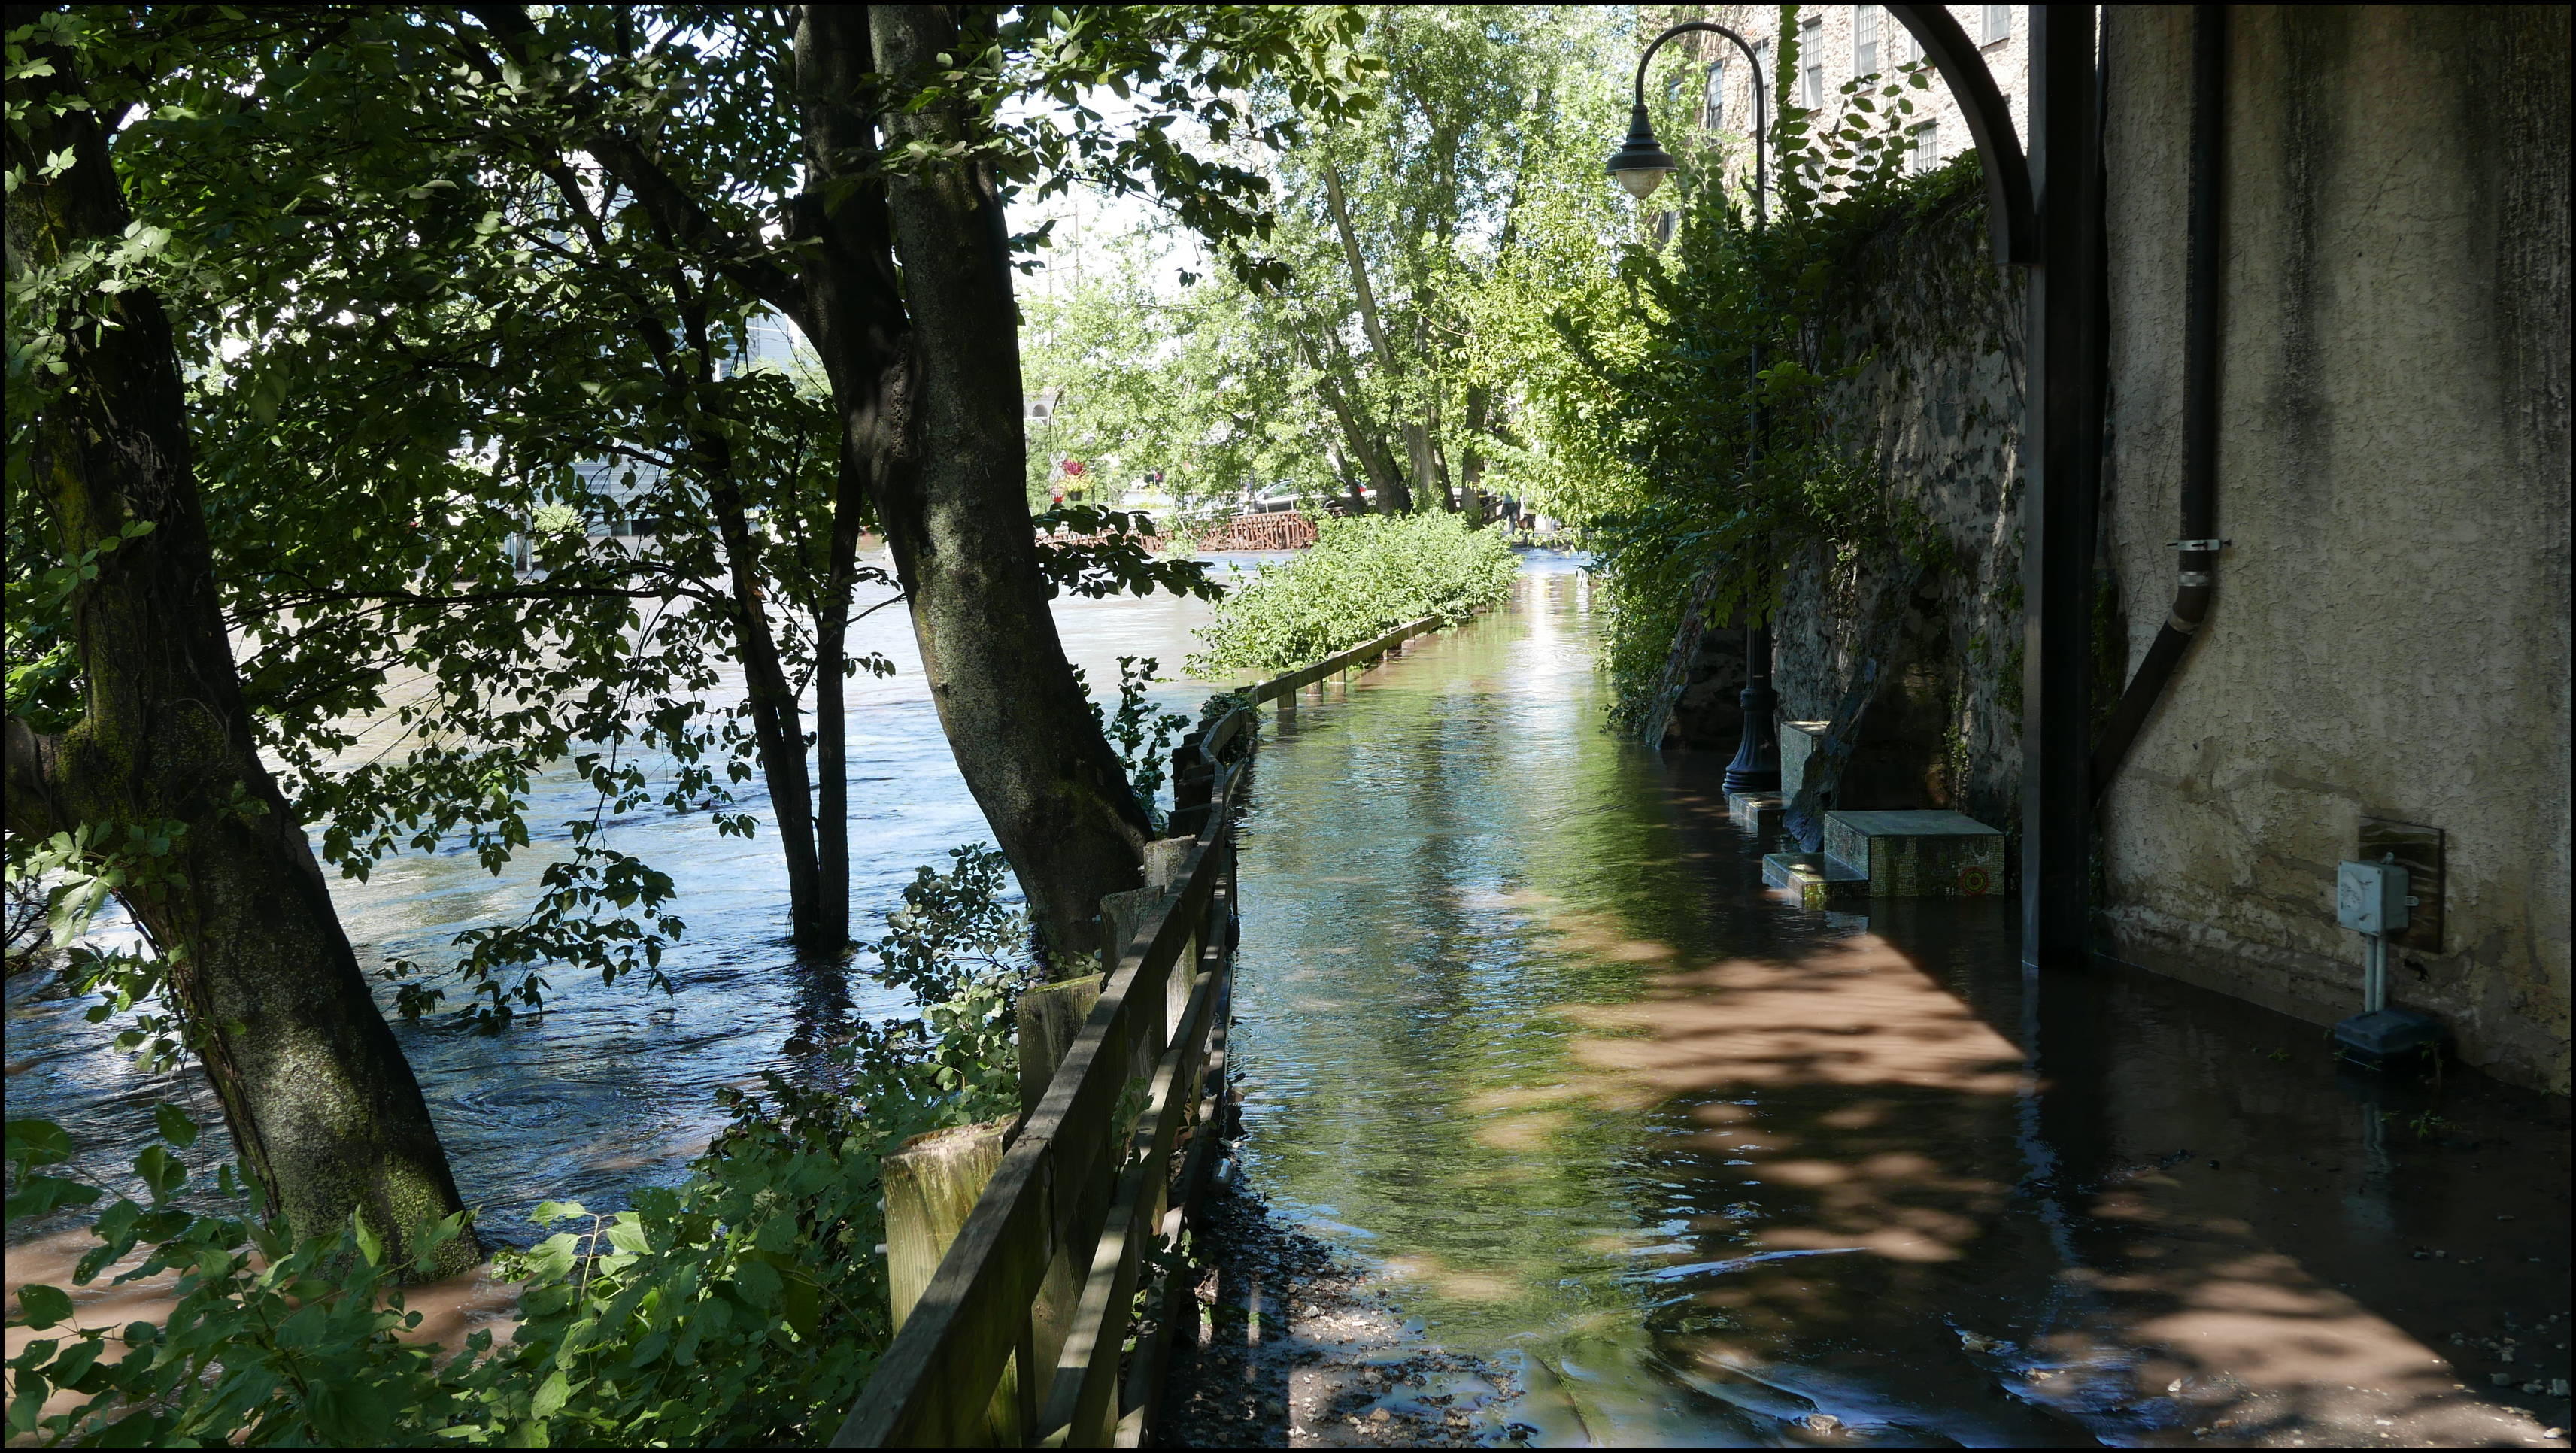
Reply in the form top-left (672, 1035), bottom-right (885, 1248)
top-left (2092, 5), bottom-right (2227, 799)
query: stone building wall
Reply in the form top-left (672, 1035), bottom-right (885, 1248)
top-left (1651, 5), bottom-right (2568, 1096)
top-left (1765, 182), bottom-right (2028, 837)
top-left (1655, 4), bottom-right (2030, 184)
top-left (2096, 6), bottom-right (2571, 1094)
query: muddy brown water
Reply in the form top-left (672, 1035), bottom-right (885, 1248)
top-left (8, 555), bottom-right (2568, 1448)
top-left (1219, 560), bottom-right (2569, 1448)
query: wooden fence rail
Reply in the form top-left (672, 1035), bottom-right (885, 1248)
top-left (832, 613), bottom-right (1451, 1449)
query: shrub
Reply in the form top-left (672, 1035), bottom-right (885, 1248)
top-left (3, 848), bottom-right (1031, 1448)
top-left (1186, 512), bottom-right (1517, 678)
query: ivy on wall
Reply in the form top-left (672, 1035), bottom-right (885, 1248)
top-left (1528, 10), bottom-right (1993, 733)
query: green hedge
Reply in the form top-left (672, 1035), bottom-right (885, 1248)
top-left (1187, 513), bottom-right (1519, 679)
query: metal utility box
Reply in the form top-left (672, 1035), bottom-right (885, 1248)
top-left (2336, 860), bottom-right (2411, 936)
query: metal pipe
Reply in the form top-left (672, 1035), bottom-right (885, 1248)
top-left (2092, 5), bottom-right (2226, 799)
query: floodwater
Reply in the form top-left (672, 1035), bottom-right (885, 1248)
top-left (3, 548), bottom-right (1268, 1246)
top-left (1224, 558), bottom-right (2571, 1448)
top-left (8, 554), bottom-right (2570, 1448)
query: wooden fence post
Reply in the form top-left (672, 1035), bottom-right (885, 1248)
top-left (884, 1118), bottom-right (1021, 1444)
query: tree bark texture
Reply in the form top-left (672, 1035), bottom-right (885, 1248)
top-left (539, 2), bottom-right (1155, 966)
top-left (5, 38), bottom-right (477, 1276)
top-left (790, 2), bottom-right (908, 961)
top-left (1300, 326), bottom-right (1411, 513)
top-left (847, 5), bottom-right (1153, 964)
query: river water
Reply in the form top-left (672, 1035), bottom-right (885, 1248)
top-left (5, 548), bottom-right (1259, 1245)
top-left (8, 554), bottom-right (2568, 1447)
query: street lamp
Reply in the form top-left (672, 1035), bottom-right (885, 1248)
top-left (1608, 21), bottom-right (1780, 797)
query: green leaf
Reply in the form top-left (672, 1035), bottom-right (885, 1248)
top-left (151, 1104), bottom-right (198, 1149)
top-left (15, 1284), bottom-right (74, 1330)
top-left (133, 1145), bottom-right (185, 1201)
top-left (6, 1119), bottom-right (73, 1169)
top-left (5, 1173), bottom-right (102, 1224)
top-left (353, 1212), bottom-right (384, 1266)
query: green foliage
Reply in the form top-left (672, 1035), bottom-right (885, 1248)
top-left (4, 849), bottom-right (1036, 1448)
top-left (1188, 513), bottom-right (1516, 677)
top-left (1509, 6), bottom-right (1987, 730)
top-left (1077, 657), bottom-right (1191, 833)
top-left (1021, 7), bottom-right (1630, 517)
top-left (1033, 504), bottom-right (1224, 603)
top-left (1021, 251), bottom-right (1343, 514)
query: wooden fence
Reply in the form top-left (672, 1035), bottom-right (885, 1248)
top-left (832, 614), bottom-right (1449, 1449)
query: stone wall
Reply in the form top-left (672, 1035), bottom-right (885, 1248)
top-left (1767, 184), bottom-right (2028, 838)
top-left (2096, 6), bottom-right (2572, 1094)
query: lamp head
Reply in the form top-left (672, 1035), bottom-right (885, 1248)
top-left (1606, 104), bottom-right (1678, 199)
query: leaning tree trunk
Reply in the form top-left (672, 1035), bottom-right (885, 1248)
top-left (4, 42), bottom-right (477, 1277)
top-left (860, 3), bottom-right (1150, 965)
top-left (782, 5), bottom-right (1148, 967)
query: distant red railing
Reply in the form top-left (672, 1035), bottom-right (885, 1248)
top-left (1036, 511), bottom-right (1318, 555)
top-left (1188, 512), bottom-right (1317, 552)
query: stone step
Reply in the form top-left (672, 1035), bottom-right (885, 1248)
top-left (1780, 720), bottom-right (1831, 798)
top-left (1822, 810), bottom-right (2005, 899)
top-left (1763, 851), bottom-right (1869, 909)
top-left (1728, 790), bottom-right (1786, 838)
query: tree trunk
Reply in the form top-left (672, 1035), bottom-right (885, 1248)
top-left (1307, 341), bottom-right (1410, 512)
top-left (809, 459), bottom-right (869, 957)
top-left (791, 3), bottom-right (906, 963)
top-left (1461, 381), bottom-right (1491, 523)
top-left (5, 44), bottom-right (476, 1277)
top-left (671, 297), bottom-right (833, 956)
top-left (1320, 158), bottom-right (1440, 510)
top-left (839, 5), bottom-right (1151, 965)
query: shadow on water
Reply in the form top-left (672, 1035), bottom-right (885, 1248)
top-left (1227, 559), bottom-right (2570, 1448)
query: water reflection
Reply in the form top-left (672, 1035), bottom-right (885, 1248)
top-left (1227, 558), bottom-right (2569, 1447)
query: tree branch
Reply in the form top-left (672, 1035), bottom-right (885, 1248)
top-left (460, 5), bottom-right (811, 329)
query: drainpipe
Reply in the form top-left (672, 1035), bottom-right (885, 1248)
top-left (2092, 6), bottom-right (2226, 800)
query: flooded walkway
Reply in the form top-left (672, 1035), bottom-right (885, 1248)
top-left (1195, 560), bottom-right (2571, 1448)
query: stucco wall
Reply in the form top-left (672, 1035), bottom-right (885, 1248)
top-left (2098, 6), bottom-right (2572, 1092)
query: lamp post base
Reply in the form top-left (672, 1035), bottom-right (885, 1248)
top-left (1723, 623), bottom-right (1781, 796)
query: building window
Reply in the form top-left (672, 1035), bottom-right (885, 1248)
top-left (1983, 5), bottom-right (2013, 45)
top-left (1855, 6), bottom-right (1878, 77)
top-left (1910, 119), bottom-right (1940, 172)
top-left (1800, 17), bottom-right (1824, 109)
top-left (1702, 60), bottom-right (1725, 131)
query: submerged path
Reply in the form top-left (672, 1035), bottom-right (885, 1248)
top-left (1173, 558), bottom-right (2571, 1448)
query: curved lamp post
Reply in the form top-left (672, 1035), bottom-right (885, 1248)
top-left (1609, 21), bottom-right (1780, 797)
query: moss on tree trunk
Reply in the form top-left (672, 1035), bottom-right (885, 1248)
top-left (5, 35), bottom-right (478, 1279)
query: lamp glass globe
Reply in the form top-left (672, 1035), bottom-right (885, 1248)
top-left (1615, 167), bottom-right (1671, 200)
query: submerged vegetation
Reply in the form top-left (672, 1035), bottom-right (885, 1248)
top-left (5, 848), bottom-right (1031, 1447)
top-left (1189, 513), bottom-right (1519, 678)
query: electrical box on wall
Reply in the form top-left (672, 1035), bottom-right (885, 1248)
top-left (2359, 817), bottom-right (2444, 952)
top-left (2337, 860), bottom-right (2411, 936)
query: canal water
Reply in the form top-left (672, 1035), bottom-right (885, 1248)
top-left (1224, 557), bottom-right (2569, 1447)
